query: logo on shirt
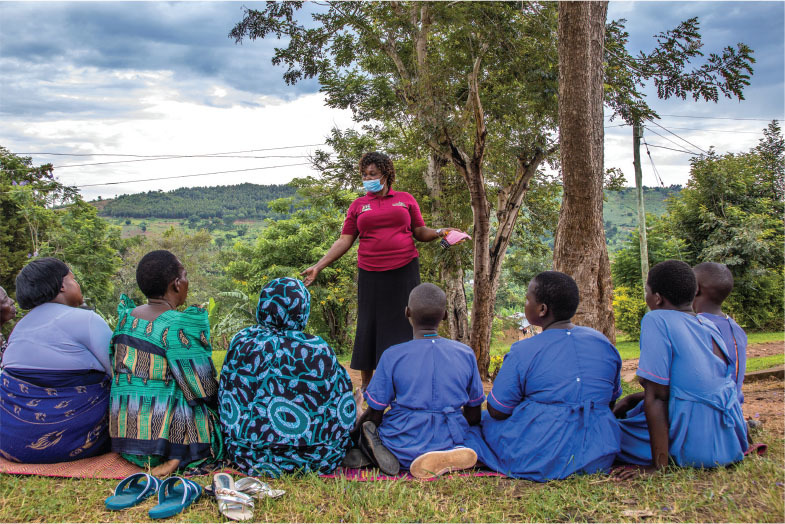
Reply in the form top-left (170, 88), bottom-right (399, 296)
top-left (361, 204), bottom-right (372, 213)
top-left (392, 201), bottom-right (408, 208)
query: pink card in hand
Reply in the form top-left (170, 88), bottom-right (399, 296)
top-left (441, 230), bottom-right (471, 248)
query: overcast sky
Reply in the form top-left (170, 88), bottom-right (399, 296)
top-left (1, 1), bottom-right (783, 200)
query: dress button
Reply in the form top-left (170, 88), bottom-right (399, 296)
top-left (566, 331), bottom-right (571, 335)
top-left (576, 377), bottom-right (581, 382)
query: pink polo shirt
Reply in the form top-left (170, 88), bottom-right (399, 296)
top-left (341, 190), bottom-right (426, 271)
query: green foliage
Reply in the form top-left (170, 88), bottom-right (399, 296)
top-left (0, 147), bottom-right (78, 294)
top-left (667, 127), bottom-right (784, 330)
top-left (38, 200), bottom-right (122, 312)
top-left (612, 285), bottom-right (648, 341)
top-left (611, 214), bottom-right (685, 291)
top-left (226, 185), bottom-right (359, 353)
top-left (603, 186), bottom-right (682, 253)
top-left (205, 292), bottom-right (255, 351)
top-left (115, 227), bottom-right (225, 308)
top-left (100, 183), bottom-right (296, 220)
top-left (604, 17), bottom-right (755, 124)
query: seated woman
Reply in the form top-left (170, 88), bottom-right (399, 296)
top-left (0, 258), bottom-right (112, 463)
top-left (219, 277), bottom-right (356, 477)
top-left (613, 260), bottom-right (747, 476)
top-left (109, 250), bottom-right (222, 477)
top-left (465, 271), bottom-right (623, 481)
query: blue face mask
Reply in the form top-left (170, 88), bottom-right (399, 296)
top-left (363, 178), bottom-right (384, 193)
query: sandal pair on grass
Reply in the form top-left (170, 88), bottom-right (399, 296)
top-left (105, 473), bottom-right (202, 519)
top-left (210, 472), bottom-right (285, 521)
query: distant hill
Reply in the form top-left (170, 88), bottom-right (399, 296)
top-left (98, 183), bottom-right (297, 220)
top-left (603, 185), bottom-right (682, 252)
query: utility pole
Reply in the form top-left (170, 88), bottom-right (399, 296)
top-left (633, 119), bottom-right (649, 295)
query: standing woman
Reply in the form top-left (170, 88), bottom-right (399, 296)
top-left (302, 152), bottom-right (464, 390)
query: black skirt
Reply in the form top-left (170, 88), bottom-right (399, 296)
top-left (351, 257), bottom-right (421, 371)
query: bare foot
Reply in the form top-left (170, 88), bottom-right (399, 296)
top-left (151, 458), bottom-right (180, 477)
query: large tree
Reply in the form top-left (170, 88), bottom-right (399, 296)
top-left (231, 1), bottom-right (560, 378)
top-left (554, 1), bottom-right (614, 338)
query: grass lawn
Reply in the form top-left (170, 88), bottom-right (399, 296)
top-left (1, 431), bottom-right (782, 522)
top-left (747, 354), bottom-right (785, 373)
top-left (6, 332), bottom-right (780, 522)
top-left (615, 332), bottom-right (783, 362)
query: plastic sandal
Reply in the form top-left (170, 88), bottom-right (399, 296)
top-left (212, 472), bottom-right (254, 521)
top-left (148, 477), bottom-right (202, 519)
top-left (235, 477), bottom-right (285, 499)
top-left (105, 473), bottom-right (161, 510)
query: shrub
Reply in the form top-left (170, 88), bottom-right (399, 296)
top-left (613, 285), bottom-right (647, 340)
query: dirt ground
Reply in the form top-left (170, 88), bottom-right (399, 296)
top-left (343, 341), bottom-right (785, 435)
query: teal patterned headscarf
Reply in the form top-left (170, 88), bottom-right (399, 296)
top-left (254, 277), bottom-right (311, 332)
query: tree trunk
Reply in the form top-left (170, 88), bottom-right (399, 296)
top-left (553, 1), bottom-right (616, 342)
top-left (423, 152), bottom-right (470, 343)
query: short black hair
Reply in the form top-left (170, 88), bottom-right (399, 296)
top-left (15, 257), bottom-right (70, 310)
top-left (694, 262), bottom-right (734, 304)
top-left (531, 271), bottom-right (580, 321)
top-left (136, 250), bottom-right (182, 298)
top-left (647, 260), bottom-right (697, 306)
top-left (359, 152), bottom-right (396, 188)
top-left (408, 283), bottom-right (446, 326)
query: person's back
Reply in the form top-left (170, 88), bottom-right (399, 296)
top-left (109, 250), bottom-right (221, 477)
top-left (360, 283), bottom-right (484, 478)
top-left (365, 336), bottom-right (484, 466)
top-left (218, 277), bottom-right (356, 477)
top-left (693, 262), bottom-right (747, 403)
top-left (467, 272), bottom-right (622, 481)
top-left (0, 258), bottom-right (111, 464)
top-left (615, 261), bottom-right (747, 475)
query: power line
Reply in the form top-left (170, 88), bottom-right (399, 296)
top-left (73, 162), bottom-right (313, 188)
top-left (642, 138), bottom-right (665, 187)
top-left (643, 126), bottom-right (696, 153)
top-left (645, 143), bottom-right (702, 156)
top-left (55, 154), bottom-right (317, 169)
top-left (647, 119), bottom-right (709, 155)
top-left (654, 126), bottom-right (762, 135)
top-left (17, 143), bottom-right (327, 158)
top-left (656, 114), bottom-right (777, 122)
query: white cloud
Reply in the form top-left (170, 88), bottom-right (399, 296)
top-left (5, 92), bottom-right (355, 200)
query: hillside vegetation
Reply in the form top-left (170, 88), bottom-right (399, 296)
top-left (603, 185), bottom-right (682, 252)
top-left (99, 183), bottom-right (296, 220)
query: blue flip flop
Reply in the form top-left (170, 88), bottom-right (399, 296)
top-left (105, 473), bottom-right (162, 510)
top-left (148, 477), bottom-right (202, 519)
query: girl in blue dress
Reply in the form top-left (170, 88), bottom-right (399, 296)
top-left (465, 271), bottom-right (622, 481)
top-left (613, 260), bottom-right (748, 478)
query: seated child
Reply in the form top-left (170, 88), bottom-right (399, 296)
top-left (358, 283), bottom-right (485, 478)
top-left (614, 260), bottom-right (748, 475)
top-left (465, 271), bottom-right (622, 482)
top-left (693, 262), bottom-right (747, 404)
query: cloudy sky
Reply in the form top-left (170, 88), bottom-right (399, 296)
top-left (1, 1), bottom-right (783, 200)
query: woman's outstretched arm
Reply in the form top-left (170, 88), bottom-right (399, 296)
top-left (301, 233), bottom-right (357, 286)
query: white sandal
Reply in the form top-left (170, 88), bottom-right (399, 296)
top-left (212, 473), bottom-right (254, 521)
top-left (235, 477), bottom-right (285, 499)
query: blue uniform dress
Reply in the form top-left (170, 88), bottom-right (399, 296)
top-left (618, 310), bottom-right (748, 467)
top-left (699, 313), bottom-right (747, 404)
top-left (363, 337), bottom-right (485, 468)
top-left (465, 327), bottom-right (622, 481)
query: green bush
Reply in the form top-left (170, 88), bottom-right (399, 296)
top-left (613, 285), bottom-right (647, 340)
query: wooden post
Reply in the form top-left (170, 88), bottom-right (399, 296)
top-left (633, 119), bottom-right (650, 294)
